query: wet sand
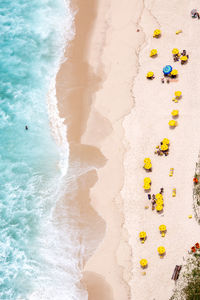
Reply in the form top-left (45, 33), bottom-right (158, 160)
top-left (56, 0), bottom-right (144, 298)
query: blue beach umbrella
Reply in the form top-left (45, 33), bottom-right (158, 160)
top-left (163, 65), bottom-right (172, 75)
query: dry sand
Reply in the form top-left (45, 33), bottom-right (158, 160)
top-left (122, 0), bottom-right (200, 299)
top-left (56, 0), bottom-right (200, 299)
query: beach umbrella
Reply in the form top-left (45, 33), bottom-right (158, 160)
top-left (157, 246), bottom-right (165, 255)
top-left (156, 205), bottom-right (163, 212)
top-left (140, 259), bottom-right (148, 267)
top-left (139, 231), bottom-right (146, 239)
top-left (156, 199), bottom-right (164, 205)
top-left (144, 158), bottom-right (151, 164)
top-left (180, 55), bottom-right (188, 62)
top-left (150, 49), bottom-right (157, 57)
top-left (144, 183), bottom-right (151, 190)
top-left (144, 163), bottom-right (152, 170)
top-left (146, 71), bottom-right (154, 78)
top-left (155, 193), bottom-right (163, 200)
top-left (159, 225), bottom-right (166, 232)
top-left (175, 91), bottom-right (182, 98)
top-left (144, 177), bottom-right (151, 184)
top-left (176, 30), bottom-right (182, 35)
top-left (172, 48), bottom-right (179, 55)
top-left (191, 9), bottom-right (198, 17)
top-left (171, 110), bottom-right (179, 117)
top-left (163, 65), bottom-right (172, 75)
top-left (153, 29), bottom-right (161, 37)
top-left (162, 138), bottom-right (170, 145)
top-left (169, 120), bottom-right (177, 127)
top-left (170, 69), bottom-right (178, 76)
top-left (161, 144), bottom-right (168, 151)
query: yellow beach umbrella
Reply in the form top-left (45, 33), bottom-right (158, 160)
top-left (144, 163), bottom-right (152, 170)
top-left (169, 120), bottom-right (177, 127)
top-left (172, 48), bottom-right (179, 55)
top-left (139, 231), bottom-right (146, 239)
top-left (156, 205), bottom-right (163, 212)
top-left (144, 158), bottom-right (151, 164)
top-left (140, 259), bottom-right (148, 267)
top-left (175, 91), bottom-right (182, 98)
top-left (144, 183), bottom-right (151, 190)
top-left (144, 177), bottom-right (151, 184)
top-left (153, 29), bottom-right (161, 37)
top-left (160, 144), bottom-right (168, 151)
top-left (150, 49), bottom-right (157, 57)
top-left (159, 225), bottom-right (166, 232)
top-left (155, 193), bottom-right (163, 200)
top-left (171, 69), bottom-right (178, 76)
top-left (157, 246), bottom-right (165, 255)
top-left (171, 109), bottom-right (179, 117)
top-left (146, 71), bottom-right (154, 78)
top-left (162, 138), bottom-right (170, 145)
top-left (181, 55), bottom-right (188, 62)
top-left (176, 30), bottom-right (182, 35)
top-left (156, 199), bottom-right (164, 205)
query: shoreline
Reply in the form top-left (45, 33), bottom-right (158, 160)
top-left (56, 0), bottom-right (145, 298)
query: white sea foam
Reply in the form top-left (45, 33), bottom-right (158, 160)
top-left (46, 0), bottom-right (75, 177)
top-left (29, 1), bottom-right (88, 299)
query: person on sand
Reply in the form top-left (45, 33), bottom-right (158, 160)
top-left (151, 199), bottom-right (156, 210)
top-left (160, 188), bottom-right (164, 194)
top-left (181, 50), bottom-right (186, 56)
top-left (148, 194), bottom-right (151, 200)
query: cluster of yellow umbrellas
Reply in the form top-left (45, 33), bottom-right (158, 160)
top-left (159, 224), bottom-right (167, 237)
top-left (139, 226), bottom-right (167, 267)
top-left (155, 193), bottom-right (164, 212)
top-left (153, 29), bottom-right (161, 38)
top-left (144, 158), bottom-right (152, 170)
top-left (150, 49), bottom-right (157, 57)
top-left (170, 93), bottom-right (180, 125)
top-left (143, 177), bottom-right (151, 190)
top-left (159, 138), bottom-right (170, 152)
top-left (172, 48), bottom-right (188, 64)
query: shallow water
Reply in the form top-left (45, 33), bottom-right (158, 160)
top-left (0, 1), bottom-right (86, 299)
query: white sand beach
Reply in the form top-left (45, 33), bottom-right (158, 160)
top-left (122, 0), bottom-right (200, 299)
top-left (56, 0), bottom-right (200, 299)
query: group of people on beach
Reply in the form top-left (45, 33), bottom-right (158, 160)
top-left (148, 188), bottom-right (164, 210)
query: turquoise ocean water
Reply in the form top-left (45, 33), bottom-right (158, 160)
top-left (0, 1), bottom-right (87, 299)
